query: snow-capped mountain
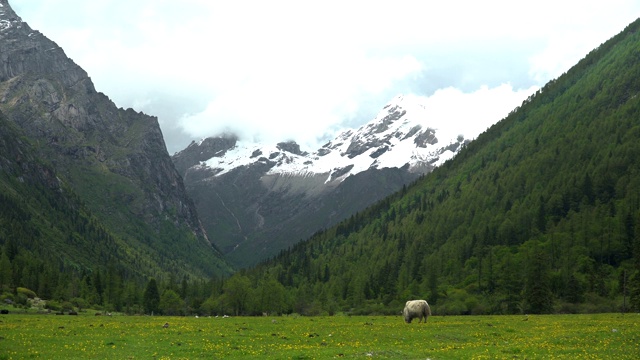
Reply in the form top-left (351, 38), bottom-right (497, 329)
top-left (172, 94), bottom-right (470, 267)
top-left (179, 94), bottom-right (467, 182)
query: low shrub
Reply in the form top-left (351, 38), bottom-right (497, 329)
top-left (16, 287), bottom-right (37, 299)
top-left (45, 300), bottom-right (61, 311)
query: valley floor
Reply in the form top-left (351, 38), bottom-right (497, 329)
top-left (0, 312), bottom-right (637, 358)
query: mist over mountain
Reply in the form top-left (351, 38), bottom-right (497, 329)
top-left (174, 94), bottom-right (470, 267)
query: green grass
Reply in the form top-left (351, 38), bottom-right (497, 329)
top-left (0, 313), bottom-right (637, 359)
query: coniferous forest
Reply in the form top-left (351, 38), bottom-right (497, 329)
top-left (2, 19), bottom-right (640, 316)
top-left (227, 18), bottom-right (640, 316)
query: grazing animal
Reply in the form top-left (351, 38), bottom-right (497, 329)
top-left (0, 309), bottom-right (8, 314)
top-left (163, 322), bottom-right (169, 328)
top-left (403, 300), bottom-right (431, 324)
top-left (68, 311), bottom-right (78, 315)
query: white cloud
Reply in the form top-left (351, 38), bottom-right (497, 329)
top-left (179, 52), bottom-right (425, 149)
top-left (419, 84), bottom-right (539, 140)
top-left (10, 0), bottom-right (640, 152)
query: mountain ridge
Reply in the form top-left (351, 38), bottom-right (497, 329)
top-left (242, 16), bottom-right (640, 315)
top-left (179, 94), bottom-right (468, 182)
top-left (173, 94), bottom-right (471, 267)
top-left (0, 0), bottom-right (232, 279)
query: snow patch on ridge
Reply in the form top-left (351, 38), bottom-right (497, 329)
top-left (203, 94), bottom-right (468, 182)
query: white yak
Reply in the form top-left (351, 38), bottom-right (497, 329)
top-left (403, 300), bottom-right (431, 323)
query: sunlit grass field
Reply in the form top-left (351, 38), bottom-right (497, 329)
top-left (0, 312), bottom-right (637, 359)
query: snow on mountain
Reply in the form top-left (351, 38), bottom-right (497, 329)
top-left (173, 93), bottom-right (473, 266)
top-left (201, 94), bottom-right (468, 183)
top-left (0, 1), bottom-right (24, 32)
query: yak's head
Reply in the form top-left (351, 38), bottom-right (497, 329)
top-left (403, 312), bottom-right (412, 323)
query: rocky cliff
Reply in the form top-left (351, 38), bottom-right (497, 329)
top-left (0, 0), bottom-right (231, 277)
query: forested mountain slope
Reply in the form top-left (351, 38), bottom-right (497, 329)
top-left (237, 19), bottom-right (640, 315)
top-left (0, 111), bottom-right (134, 296)
top-left (0, 0), bottom-right (232, 307)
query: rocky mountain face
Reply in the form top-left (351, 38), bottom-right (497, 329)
top-left (174, 95), bottom-right (470, 267)
top-left (0, 1), bottom-right (231, 278)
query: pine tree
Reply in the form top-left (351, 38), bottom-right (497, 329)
top-left (523, 245), bottom-right (553, 314)
top-left (629, 213), bottom-right (640, 311)
top-left (427, 269), bottom-right (439, 305)
top-left (93, 270), bottom-right (104, 305)
top-left (0, 251), bottom-right (12, 291)
top-left (143, 278), bottom-right (160, 315)
top-left (105, 264), bottom-right (122, 311)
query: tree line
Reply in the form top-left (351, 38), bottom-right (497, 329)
top-left (3, 18), bottom-right (640, 317)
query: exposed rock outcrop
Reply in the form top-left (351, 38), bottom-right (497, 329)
top-left (0, 1), bottom-right (231, 277)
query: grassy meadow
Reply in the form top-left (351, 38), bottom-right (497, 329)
top-left (0, 312), bottom-right (637, 359)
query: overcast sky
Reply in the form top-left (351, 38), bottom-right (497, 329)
top-left (10, 0), bottom-right (640, 154)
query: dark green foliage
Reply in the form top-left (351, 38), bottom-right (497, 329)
top-left (233, 18), bottom-right (640, 315)
top-left (0, 103), bottom-right (231, 312)
top-left (159, 289), bottom-right (182, 315)
top-left (142, 278), bottom-right (160, 314)
top-left (2, 17), bottom-right (640, 317)
top-left (629, 212), bottom-right (640, 311)
top-left (0, 15), bottom-right (233, 300)
top-left (223, 274), bottom-right (252, 316)
top-left (523, 243), bottom-right (553, 314)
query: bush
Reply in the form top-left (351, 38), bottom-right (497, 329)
top-left (301, 301), bottom-right (323, 316)
top-left (124, 304), bottom-right (144, 315)
top-left (1, 292), bottom-right (14, 303)
top-left (14, 293), bottom-right (28, 306)
top-left (387, 299), bottom-right (402, 312)
top-left (16, 287), bottom-right (37, 299)
top-left (71, 297), bottom-right (88, 311)
top-left (439, 300), bottom-right (467, 315)
top-left (555, 301), bottom-right (579, 314)
top-left (159, 289), bottom-right (183, 316)
top-left (464, 296), bottom-right (482, 314)
top-left (61, 301), bottom-right (74, 312)
top-left (579, 293), bottom-right (617, 313)
top-left (199, 297), bottom-right (217, 316)
top-left (45, 300), bottom-right (61, 311)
